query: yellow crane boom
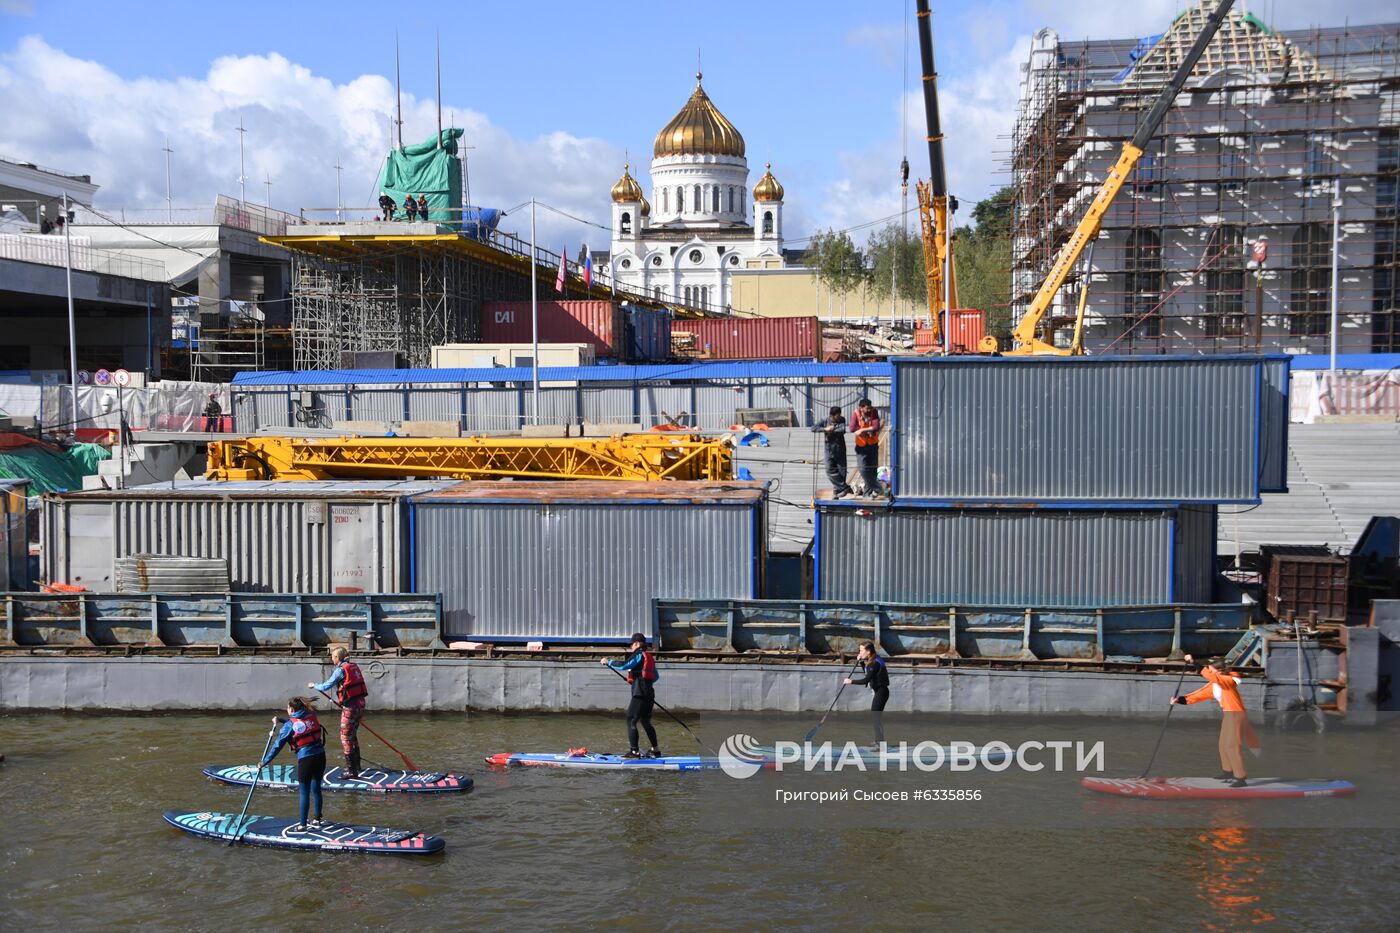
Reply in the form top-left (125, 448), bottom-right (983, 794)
top-left (1004, 0), bottom-right (1235, 355)
top-left (206, 434), bottom-right (733, 482)
top-left (914, 0), bottom-right (958, 347)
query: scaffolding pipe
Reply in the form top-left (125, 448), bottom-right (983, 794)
top-left (1330, 177), bottom-right (1341, 372)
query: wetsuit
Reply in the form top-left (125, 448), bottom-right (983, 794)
top-left (313, 661), bottom-right (367, 777)
top-left (608, 650), bottom-right (659, 753)
top-left (811, 417), bottom-right (853, 497)
top-left (262, 709), bottom-right (326, 826)
top-left (850, 656), bottom-right (890, 744)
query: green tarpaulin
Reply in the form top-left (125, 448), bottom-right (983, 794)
top-left (0, 440), bottom-right (110, 494)
top-left (378, 129), bottom-right (465, 230)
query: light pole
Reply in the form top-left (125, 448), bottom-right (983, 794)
top-left (1329, 177), bottom-right (1341, 372)
top-left (63, 193), bottom-right (78, 430)
top-left (163, 138), bottom-right (174, 221)
top-left (236, 118), bottom-right (248, 204)
top-left (529, 198), bottom-right (539, 425)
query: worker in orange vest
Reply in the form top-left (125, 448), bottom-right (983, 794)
top-left (850, 398), bottom-right (884, 497)
top-left (1173, 654), bottom-right (1260, 787)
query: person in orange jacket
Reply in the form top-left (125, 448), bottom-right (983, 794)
top-left (1172, 654), bottom-right (1260, 787)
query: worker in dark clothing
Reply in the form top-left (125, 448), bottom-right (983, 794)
top-left (378, 192), bottom-right (395, 221)
top-left (811, 406), bottom-right (853, 498)
top-left (403, 194), bottom-right (418, 223)
top-left (202, 393), bottom-right (222, 432)
top-left (850, 397), bottom-right (884, 497)
top-left (416, 194), bottom-right (430, 223)
top-left (844, 641), bottom-right (890, 747)
top-left (601, 632), bottom-right (660, 758)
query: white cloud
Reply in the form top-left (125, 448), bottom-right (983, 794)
top-left (0, 0), bottom-right (34, 15)
top-left (0, 36), bottom-right (621, 249)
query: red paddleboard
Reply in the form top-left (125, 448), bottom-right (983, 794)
top-left (1083, 777), bottom-right (1355, 799)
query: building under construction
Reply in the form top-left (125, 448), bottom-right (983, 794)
top-left (1011, 2), bottom-right (1400, 354)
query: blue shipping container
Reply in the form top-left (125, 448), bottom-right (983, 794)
top-left (625, 307), bottom-right (673, 361)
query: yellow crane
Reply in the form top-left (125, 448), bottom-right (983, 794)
top-left (914, 0), bottom-right (957, 349)
top-left (206, 434), bottom-right (733, 482)
top-left (992, 0), bottom-right (1235, 355)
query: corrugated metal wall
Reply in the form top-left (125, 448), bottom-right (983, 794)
top-left (42, 483), bottom-right (446, 593)
top-left (1173, 505), bottom-right (1217, 603)
top-left (893, 357), bottom-right (1273, 502)
top-left (414, 499), bottom-right (761, 640)
top-left (1259, 357), bottom-right (1291, 493)
top-left (816, 505), bottom-right (1212, 607)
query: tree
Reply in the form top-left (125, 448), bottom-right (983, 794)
top-left (953, 186), bottom-right (1015, 342)
top-left (807, 227), bottom-right (868, 298)
top-left (865, 223), bottom-right (925, 307)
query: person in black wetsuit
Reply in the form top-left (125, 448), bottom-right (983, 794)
top-left (601, 632), bottom-right (660, 759)
top-left (844, 641), bottom-right (890, 747)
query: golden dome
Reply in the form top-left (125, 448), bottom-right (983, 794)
top-left (752, 163), bottom-right (784, 202)
top-left (640, 194), bottom-right (651, 217)
top-left (611, 163), bottom-right (644, 202)
top-left (653, 72), bottom-right (746, 159)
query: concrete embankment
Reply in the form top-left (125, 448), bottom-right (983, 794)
top-left (1, 655), bottom-right (1275, 717)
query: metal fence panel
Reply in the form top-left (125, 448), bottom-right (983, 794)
top-left (1173, 505), bottom-right (1218, 603)
top-left (581, 387), bottom-right (634, 425)
top-left (816, 505), bottom-right (1198, 607)
top-left (415, 497), bottom-right (761, 640)
top-left (892, 357), bottom-right (1270, 502)
top-left (350, 389), bottom-right (403, 423)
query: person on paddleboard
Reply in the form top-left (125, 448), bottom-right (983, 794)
top-left (601, 632), bottom-right (660, 759)
top-left (1172, 654), bottom-right (1260, 788)
top-left (261, 697), bottom-right (327, 831)
top-left (844, 641), bottom-right (890, 747)
top-left (309, 647), bottom-right (369, 779)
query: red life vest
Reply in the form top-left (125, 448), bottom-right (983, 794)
top-left (338, 660), bottom-right (368, 704)
top-left (627, 650), bottom-right (658, 684)
top-left (289, 710), bottom-right (324, 751)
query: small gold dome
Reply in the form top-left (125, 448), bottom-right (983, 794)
top-left (611, 163), bottom-right (644, 202)
top-left (752, 163), bottom-right (784, 202)
top-left (653, 72), bottom-right (746, 159)
top-left (640, 194), bottom-right (651, 217)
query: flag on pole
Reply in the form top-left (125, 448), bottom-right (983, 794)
top-left (555, 247), bottom-right (568, 293)
top-left (580, 244), bottom-right (592, 288)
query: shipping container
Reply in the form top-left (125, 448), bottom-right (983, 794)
top-left (430, 343), bottom-right (596, 369)
top-left (412, 480), bottom-right (766, 641)
top-left (42, 480), bottom-right (456, 593)
top-left (625, 306), bottom-right (674, 361)
top-left (671, 316), bottom-right (820, 360)
top-left (1262, 545), bottom-right (1349, 622)
top-left (815, 501), bottom-right (1216, 607)
top-left (481, 301), bottom-right (625, 358)
top-left (892, 355), bottom-right (1289, 503)
top-left (912, 311), bottom-right (985, 353)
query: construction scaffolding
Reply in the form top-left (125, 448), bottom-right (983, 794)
top-left (1010, 3), bottom-right (1400, 354)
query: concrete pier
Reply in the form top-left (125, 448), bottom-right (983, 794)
top-left (0, 655), bottom-right (1276, 717)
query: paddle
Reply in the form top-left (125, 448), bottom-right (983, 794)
top-left (312, 688), bottom-right (420, 772)
top-left (804, 659), bottom-right (864, 744)
top-left (1139, 659), bottom-right (1193, 779)
top-left (230, 724), bottom-right (278, 846)
top-left (603, 664), bottom-right (718, 756)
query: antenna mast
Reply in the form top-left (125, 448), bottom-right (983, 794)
top-left (395, 34), bottom-right (405, 150)
top-left (436, 33), bottom-right (443, 148)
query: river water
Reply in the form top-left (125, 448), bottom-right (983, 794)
top-left (3, 709), bottom-right (1397, 932)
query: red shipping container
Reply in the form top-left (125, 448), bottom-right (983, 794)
top-left (672, 316), bottom-right (820, 360)
top-left (913, 310), bottom-right (985, 353)
top-left (481, 300), bottom-right (625, 358)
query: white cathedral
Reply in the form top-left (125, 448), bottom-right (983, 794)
top-left (607, 71), bottom-right (787, 312)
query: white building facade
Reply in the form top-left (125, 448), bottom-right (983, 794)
top-left (608, 72), bottom-right (787, 313)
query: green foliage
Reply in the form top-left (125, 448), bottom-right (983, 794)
top-left (807, 227), bottom-right (868, 297)
top-left (864, 223), bottom-right (925, 305)
top-left (955, 186), bottom-right (1015, 342)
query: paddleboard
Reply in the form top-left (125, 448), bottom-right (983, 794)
top-left (486, 752), bottom-right (742, 771)
top-left (203, 764), bottom-right (472, 794)
top-left (163, 810), bottom-right (445, 854)
top-left (1082, 777), bottom-right (1356, 800)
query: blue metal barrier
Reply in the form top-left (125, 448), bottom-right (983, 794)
top-left (3, 593), bottom-right (444, 649)
top-left (654, 599), bottom-right (1257, 662)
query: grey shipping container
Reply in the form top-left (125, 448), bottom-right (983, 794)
top-left (891, 355), bottom-right (1289, 503)
top-left (1, 479), bottom-right (30, 590)
top-left (412, 480), bottom-right (766, 641)
top-left (815, 501), bottom-right (1216, 607)
top-left (42, 480), bottom-right (456, 593)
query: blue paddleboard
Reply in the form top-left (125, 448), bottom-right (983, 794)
top-left (163, 810), bottom-right (445, 854)
top-left (203, 764), bottom-right (472, 793)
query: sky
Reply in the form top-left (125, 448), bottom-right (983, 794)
top-left (0, 0), bottom-right (1388, 249)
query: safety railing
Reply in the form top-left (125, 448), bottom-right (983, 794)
top-left (0, 233), bottom-right (166, 281)
top-left (654, 598), bottom-right (1258, 662)
top-left (3, 592), bottom-right (444, 649)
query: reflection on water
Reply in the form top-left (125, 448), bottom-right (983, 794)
top-left (1195, 824), bottom-right (1277, 930)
